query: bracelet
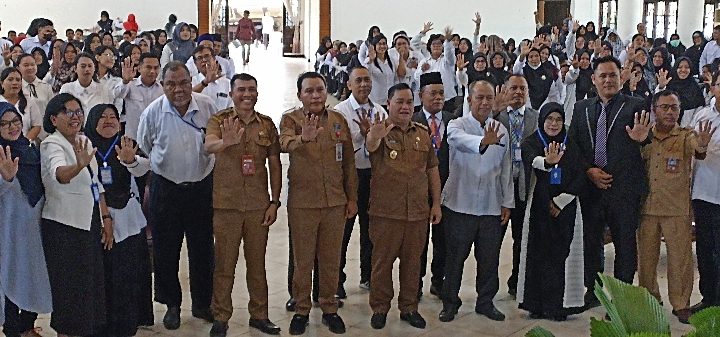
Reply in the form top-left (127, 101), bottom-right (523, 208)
top-left (102, 214), bottom-right (112, 220)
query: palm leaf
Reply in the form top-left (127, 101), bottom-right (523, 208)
top-left (596, 274), bottom-right (670, 334)
top-left (627, 333), bottom-right (671, 337)
top-left (593, 278), bottom-right (628, 336)
top-left (687, 306), bottom-right (720, 337)
top-left (525, 326), bottom-right (556, 337)
top-left (590, 317), bottom-right (625, 337)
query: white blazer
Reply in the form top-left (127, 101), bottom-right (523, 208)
top-left (40, 132), bottom-right (104, 231)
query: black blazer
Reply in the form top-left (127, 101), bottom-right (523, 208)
top-left (567, 94), bottom-right (649, 201)
top-left (412, 110), bottom-right (457, 188)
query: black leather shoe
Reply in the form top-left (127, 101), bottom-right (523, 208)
top-left (336, 284), bottom-right (347, 299)
top-left (285, 298), bottom-right (297, 312)
top-left (249, 318), bottom-right (281, 335)
top-left (163, 306), bottom-right (181, 330)
top-left (429, 284), bottom-right (442, 298)
top-left (438, 305), bottom-right (458, 322)
top-left (370, 313), bottom-right (387, 329)
top-left (289, 314), bottom-right (309, 335)
top-left (400, 311), bottom-right (426, 329)
top-left (209, 320), bottom-right (228, 337)
top-left (321, 313), bottom-right (346, 334)
top-left (690, 301), bottom-right (710, 314)
top-left (475, 304), bottom-right (505, 321)
top-left (192, 307), bottom-right (214, 322)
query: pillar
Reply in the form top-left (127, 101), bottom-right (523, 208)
top-left (616, 0), bottom-right (643, 41)
top-left (677, 0), bottom-right (704, 45)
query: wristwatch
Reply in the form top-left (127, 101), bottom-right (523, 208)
top-left (270, 200), bottom-right (282, 207)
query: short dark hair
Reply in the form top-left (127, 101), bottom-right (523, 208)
top-left (387, 82), bottom-right (411, 100)
top-left (93, 45), bottom-right (116, 57)
top-left (348, 65), bottom-right (368, 77)
top-left (139, 52), bottom-right (159, 65)
top-left (712, 70), bottom-right (720, 87)
top-left (505, 73), bottom-right (527, 84)
top-left (230, 73), bottom-right (257, 88)
top-left (296, 72), bottom-right (326, 93)
top-left (632, 33), bottom-right (645, 42)
top-left (714, 25), bottom-right (720, 31)
top-left (162, 61), bottom-right (191, 80)
top-left (65, 28), bottom-right (74, 34)
top-left (43, 93), bottom-right (82, 133)
top-left (244, 10), bottom-right (250, 15)
top-left (651, 89), bottom-right (679, 109)
top-left (592, 55), bottom-right (622, 72)
top-left (75, 29), bottom-right (83, 34)
top-left (123, 31), bottom-right (131, 36)
top-left (192, 45), bottom-right (214, 60)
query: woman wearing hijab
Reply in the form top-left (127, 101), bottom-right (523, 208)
top-left (40, 93), bottom-right (113, 337)
top-left (650, 47), bottom-right (672, 81)
top-left (456, 53), bottom-right (498, 115)
top-left (123, 14), bottom-right (139, 34)
top-left (30, 48), bottom-right (50, 81)
top-left (488, 51), bottom-right (510, 84)
top-left (84, 104), bottom-right (154, 337)
top-left (516, 102), bottom-right (585, 322)
top-left (667, 34), bottom-right (686, 60)
top-left (513, 43), bottom-right (562, 110)
top-left (153, 30), bottom-right (168, 55)
top-left (584, 21), bottom-right (598, 41)
top-left (563, 49), bottom-right (595, 125)
top-left (684, 31), bottom-right (706, 76)
top-left (160, 22), bottom-right (194, 70)
top-left (658, 57), bottom-right (705, 127)
top-left (83, 33), bottom-right (102, 55)
top-left (633, 48), bottom-right (658, 92)
top-left (623, 62), bottom-right (653, 111)
top-left (0, 102), bottom-right (52, 337)
top-left (46, 42), bottom-right (78, 93)
top-left (455, 38), bottom-right (474, 67)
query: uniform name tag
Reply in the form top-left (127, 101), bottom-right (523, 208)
top-left (242, 154), bottom-right (256, 176)
top-left (666, 157), bottom-right (680, 173)
top-left (336, 143), bottom-right (343, 161)
top-left (100, 165), bottom-right (113, 185)
top-left (91, 183), bottom-right (100, 203)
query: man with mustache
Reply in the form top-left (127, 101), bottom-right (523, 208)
top-left (191, 45), bottom-right (232, 109)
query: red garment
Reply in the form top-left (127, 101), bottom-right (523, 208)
top-left (123, 14), bottom-right (138, 32)
top-left (236, 17), bottom-right (254, 41)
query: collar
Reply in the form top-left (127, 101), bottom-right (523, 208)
top-left (162, 95), bottom-right (200, 116)
top-left (390, 120), bottom-right (417, 132)
top-left (712, 103), bottom-right (720, 115)
top-left (74, 80), bottom-right (98, 91)
top-left (652, 125), bottom-right (682, 141)
top-left (423, 108), bottom-right (442, 121)
top-left (348, 94), bottom-right (374, 111)
top-left (134, 77), bottom-right (160, 88)
top-left (233, 109), bottom-right (261, 125)
top-left (507, 105), bottom-right (526, 115)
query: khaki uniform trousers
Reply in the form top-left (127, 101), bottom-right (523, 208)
top-left (288, 206), bottom-right (345, 315)
top-left (637, 215), bottom-right (694, 310)
top-left (211, 209), bottom-right (270, 321)
top-left (369, 216), bottom-right (428, 314)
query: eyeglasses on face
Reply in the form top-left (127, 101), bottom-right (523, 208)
top-left (654, 104), bottom-right (680, 112)
top-left (60, 109), bottom-right (84, 118)
top-left (0, 118), bottom-right (22, 129)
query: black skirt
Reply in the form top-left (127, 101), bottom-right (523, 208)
top-left (41, 207), bottom-right (106, 336)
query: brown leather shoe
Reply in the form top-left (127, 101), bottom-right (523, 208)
top-left (672, 308), bottom-right (692, 324)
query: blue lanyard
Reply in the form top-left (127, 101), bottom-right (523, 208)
top-left (176, 110), bottom-right (205, 133)
top-left (536, 129), bottom-right (568, 149)
top-left (96, 136), bottom-right (120, 164)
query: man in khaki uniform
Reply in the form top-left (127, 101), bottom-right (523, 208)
top-left (638, 90), bottom-right (715, 324)
top-left (203, 73), bottom-right (282, 337)
top-left (363, 83), bottom-right (442, 330)
top-left (279, 71), bottom-right (358, 335)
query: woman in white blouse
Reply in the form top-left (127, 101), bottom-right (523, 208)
top-left (58, 53), bottom-right (114, 122)
top-left (365, 34), bottom-right (405, 109)
top-left (40, 93), bottom-right (113, 337)
top-left (0, 67), bottom-right (42, 141)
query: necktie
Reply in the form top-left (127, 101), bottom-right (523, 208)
top-left (511, 110), bottom-right (523, 176)
top-left (28, 83), bottom-right (37, 98)
top-left (430, 115), bottom-right (441, 151)
top-left (594, 103), bottom-right (608, 168)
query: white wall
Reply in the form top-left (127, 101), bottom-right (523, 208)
top-left (677, 0), bottom-right (704, 46)
top-left (0, 1), bottom-right (198, 35)
top-left (329, 0), bottom-right (536, 48)
top-left (616, 0), bottom-right (643, 41)
top-left (570, 0), bottom-right (599, 28)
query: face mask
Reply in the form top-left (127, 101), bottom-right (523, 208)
top-left (669, 40), bottom-right (680, 48)
top-left (43, 33), bottom-right (53, 41)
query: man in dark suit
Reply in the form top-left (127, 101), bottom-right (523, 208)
top-left (413, 72), bottom-right (457, 298)
top-left (567, 55), bottom-right (653, 308)
top-left (493, 74), bottom-right (539, 297)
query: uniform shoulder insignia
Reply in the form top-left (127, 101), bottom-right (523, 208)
top-left (283, 107), bottom-right (301, 115)
top-left (413, 122), bottom-right (429, 130)
top-left (257, 112), bottom-right (273, 122)
top-left (211, 108), bottom-right (233, 122)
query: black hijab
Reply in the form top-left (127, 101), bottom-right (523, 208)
top-left (0, 103), bottom-right (43, 206)
top-left (466, 53), bottom-right (497, 87)
top-left (574, 49), bottom-right (595, 100)
top-left (31, 47), bottom-right (50, 80)
top-left (83, 104), bottom-right (132, 209)
top-left (666, 57), bottom-right (706, 111)
top-left (456, 38), bottom-right (474, 66)
top-left (488, 51), bottom-right (510, 84)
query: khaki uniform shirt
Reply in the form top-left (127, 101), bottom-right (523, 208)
top-left (368, 121), bottom-right (439, 221)
top-left (280, 107), bottom-right (357, 208)
top-left (207, 108), bottom-right (281, 211)
top-left (641, 125), bottom-right (702, 216)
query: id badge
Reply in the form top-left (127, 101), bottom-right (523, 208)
top-left (336, 143), bottom-right (343, 161)
top-left (666, 157), bottom-right (680, 173)
top-left (513, 145), bottom-right (522, 162)
top-left (550, 166), bottom-right (562, 185)
top-left (100, 164), bottom-right (113, 185)
top-left (91, 183), bottom-right (100, 203)
top-left (242, 154), bottom-right (256, 176)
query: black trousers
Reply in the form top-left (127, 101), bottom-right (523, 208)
top-left (149, 173), bottom-right (214, 309)
top-left (693, 199), bottom-right (720, 305)
top-left (287, 229), bottom-right (320, 301)
top-left (441, 208), bottom-right (503, 309)
top-left (3, 298), bottom-right (37, 337)
top-left (420, 207), bottom-right (447, 290)
top-left (503, 178), bottom-right (527, 292)
top-left (582, 190), bottom-right (639, 295)
top-left (340, 168), bottom-right (373, 286)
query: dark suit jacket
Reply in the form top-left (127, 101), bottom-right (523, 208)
top-left (496, 106), bottom-right (540, 201)
top-left (567, 94), bottom-right (649, 202)
top-left (412, 110), bottom-right (458, 188)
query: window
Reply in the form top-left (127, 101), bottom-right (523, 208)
top-left (599, 0), bottom-right (619, 31)
top-left (705, 1), bottom-right (720, 38)
top-left (643, 0), bottom-right (679, 39)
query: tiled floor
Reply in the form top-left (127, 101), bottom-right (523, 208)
top-left (32, 44), bottom-right (699, 337)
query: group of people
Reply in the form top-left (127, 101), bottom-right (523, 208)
top-left (0, 8), bottom-right (720, 337)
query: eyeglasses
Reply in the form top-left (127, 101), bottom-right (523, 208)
top-left (100, 53), bottom-right (116, 58)
top-left (60, 109), bottom-right (84, 118)
top-left (654, 104), bottom-right (680, 112)
top-left (0, 118), bottom-right (22, 129)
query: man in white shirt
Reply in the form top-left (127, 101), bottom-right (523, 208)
top-left (690, 71), bottom-right (720, 313)
top-left (119, 53), bottom-right (163, 141)
top-left (137, 61), bottom-right (219, 331)
top-left (261, 8), bottom-right (274, 49)
top-left (191, 45), bottom-right (233, 110)
top-left (334, 66), bottom-right (388, 296)
top-left (414, 27), bottom-right (457, 113)
top-left (20, 18), bottom-right (53, 56)
top-left (439, 80), bottom-right (512, 322)
top-left (700, 25), bottom-right (720, 74)
top-left (185, 34), bottom-right (233, 79)
top-left (212, 33), bottom-right (235, 78)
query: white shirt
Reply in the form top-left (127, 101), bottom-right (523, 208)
top-left (191, 73), bottom-right (233, 110)
top-left (262, 16), bottom-right (274, 33)
top-left (441, 114), bottom-right (514, 215)
top-left (691, 104), bottom-right (720, 204)
top-left (22, 77), bottom-right (53, 115)
top-left (185, 56), bottom-right (234, 79)
top-left (58, 80), bottom-right (114, 123)
top-left (0, 96), bottom-right (42, 137)
top-left (414, 40), bottom-right (457, 101)
top-left (700, 40), bottom-right (720, 74)
top-left (334, 94), bottom-right (388, 169)
top-left (20, 36), bottom-right (51, 56)
top-left (365, 57), bottom-right (397, 104)
top-left (97, 72), bottom-right (125, 115)
top-left (389, 48), bottom-right (424, 105)
top-left (137, 93), bottom-right (218, 184)
top-left (0, 39), bottom-right (12, 72)
top-left (118, 78), bottom-right (164, 140)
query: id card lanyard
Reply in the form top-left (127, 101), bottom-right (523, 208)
top-left (511, 112), bottom-right (524, 162)
top-left (96, 136), bottom-right (120, 185)
top-left (537, 129), bottom-right (568, 185)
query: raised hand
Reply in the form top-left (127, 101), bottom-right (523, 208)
top-left (532, 36), bottom-right (543, 49)
top-left (203, 61), bottom-right (220, 84)
top-left (572, 20), bottom-right (580, 33)
top-left (657, 68), bottom-right (671, 89)
top-left (472, 12), bottom-right (482, 26)
top-left (544, 141), bottom-right (565, 165)
top-left (220, 117), bottom-right (245, 146)
top-left (421, 62), bottom-right (430, 72)
top-left (571, 54), bottom-right (579, 69)
top-left (301, 113), bottom-right (324, 142)
top-left (629, 70), bottom-right (642, 90)
top-left (444, 26), bottom-right (454, 41)
top-left (520, 40), bottom-right (531, 56)
top-left (0, 145), bottom-right (19, 182)
top-left (696, 120), bottom-right (717, 149)
top-left (456, 54), bottom-right (468, 70)
top-left (478, 42), bottom-right (489, 55)
top-left (115, 136), bottom-right (138, 164)
top-left (367, 45), bottom-right (377, 62)
top-left (121, 57), bottom-right (135, 83)
top-left (421, 22), bottom-right (434, 34)
top-left (626, 111), bottom-right (654, 142)
top-left (1, 44), bottom-right (10, 62)
top-left (353, 108), bottom-right (372, 137)
top-left (74, 138), bottom-right (97, 168)
top-left (626, 45), bottom-right (636, 62)
top-left (366, 115), bottom-right (393, 141)
top-left (492, 85), bottom-right (512, 113)
top-left (480, 121), bottom-right (505, 146)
